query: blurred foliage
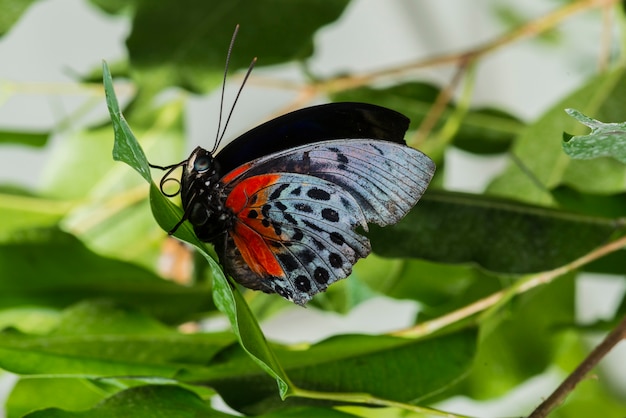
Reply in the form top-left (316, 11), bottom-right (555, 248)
top-left (1, 1), bottom-right (625, 417)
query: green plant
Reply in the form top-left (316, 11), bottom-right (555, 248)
top-left (1, 1), bottom-right (625, 417)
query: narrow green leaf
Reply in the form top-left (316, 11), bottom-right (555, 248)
top-left (367, 190), bottom-right (625, 274)
top-left (563, 108), bottom-right (626, 163)
top-left (0, 130), bottom-right (49, 147)
top-left (102, 61), bottom-right (152, 182)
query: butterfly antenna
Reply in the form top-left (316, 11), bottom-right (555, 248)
top-left (211, 24), bottom-right (257, 154)
top-left (216, 56), bottom-right (257, 151)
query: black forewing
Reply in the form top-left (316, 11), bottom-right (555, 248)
top-left (214, 102), bottom-right (410, 174)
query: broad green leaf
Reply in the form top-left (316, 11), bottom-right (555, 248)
top-left (8, 378), bottom-right (110, 418)
top-left (104, 61), bottom-right (294, 397)
top-left (188, 329), bottom-right (476, 414)
top-left (368, 190), bottom-right (625, 274)
top-left (333, 83), bottom-right (524, 154)
top-left (0, 130), bottom-right (48, 147)
top-left (0, 306), bottom-right (60, 334)
top-left (126, 0), bottom-right (350, 93)
top-left (488, 67), bottom-right (626, 203)
top-left (454, 276), bottom-right (575, 400)
top-left (356, 256), bottom-right (505, 320)
top-left (0, 228), bottom-right (214, 323)
top-left (0, 301), bottom-right (233, 377)
top-left (563, 108), bottom-right (626, 163)
top-left (0, 0), bottom-right (38, 36)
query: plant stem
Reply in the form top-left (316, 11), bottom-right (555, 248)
top-left (316, 0), bottom-right (619, 94)
top-left (292, 387), bottom-right (475, 418)
top-left (393, 232), bottom-right (626, 338)
top-left (527, 314), bottom-right (626, 418)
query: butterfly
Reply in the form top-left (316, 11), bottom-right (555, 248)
top-left (150, 28), bottom-right (435, 305)
top-left (152, 102), bottom-right (435, 305)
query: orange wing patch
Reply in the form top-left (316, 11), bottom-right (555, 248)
top-left (225, 174), bottom-right (286, 278)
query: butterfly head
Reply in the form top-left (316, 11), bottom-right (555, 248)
top-left (176, 147), bottom-right (231, 239)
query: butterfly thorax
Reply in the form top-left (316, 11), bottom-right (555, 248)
top-left (180, 146), bottom-right (233, 241)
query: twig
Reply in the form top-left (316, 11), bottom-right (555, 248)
top-left (527, 314), bottom-right (626, 418)
top-left (392, 233), bottom-right (626, 338)
top-left (314, 0), bottom-right (619, 94)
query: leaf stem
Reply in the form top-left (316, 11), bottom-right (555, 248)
top-left (392, 233), bottom-right (626, 338)
top-left (527, 314), bottom-right (626, 417)
top-left (292, 387), bottom-right (475, 418)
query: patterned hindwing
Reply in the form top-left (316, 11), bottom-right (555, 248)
top-left (221, 173), bottom-right (372, 305)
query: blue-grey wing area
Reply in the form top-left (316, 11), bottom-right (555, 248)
top-left (227, 139), bottom-right (436, 226)
top-left (221, 139), bottom-right (436, 305)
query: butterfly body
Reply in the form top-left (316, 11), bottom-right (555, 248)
top-left (167, 103), bottom-right (435, 305)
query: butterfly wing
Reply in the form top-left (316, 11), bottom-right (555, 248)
top-left (214, 102), bottom-right (410, 175)
top-left (215, 139), bottom-right (435, 305)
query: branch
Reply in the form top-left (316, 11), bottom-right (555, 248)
top-left (316, 0), bottom-right (620, 94)
top-left (527, 314), bottom-right (626, 418)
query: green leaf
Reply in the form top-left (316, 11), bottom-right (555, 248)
top-left (102, 61), bottom-right (152, 183)
top-left (0, 0), bottom-right (38, 36)
top-left (0, 130), bottom-right (49, 147)
top-left (455, 276), bottom-right (575, 399)
top-left (0, 301), bottom-right (233, 377)
top-left (23, 385), bottom-right (222, 418)
top-left (191, 329), bottom-right (476, 414)
top-left (355, 256), bottom-right (504, 319)
top-left (0, 228), bottom-right (214, 323)
top-left (8, 378), bottom-right (111, 418)
top-left (21, 384), bottom-right (360, 418)
top-left (0, 191), bottom-right (73, 235)
top-left (563, 108), bottom-right (626, 163)
top-left (367, 190), bottom-right (624, 274)
top-left (126, 0), bottom-right (350, 93)
top-left (488, 67), bottom-right (626, 203)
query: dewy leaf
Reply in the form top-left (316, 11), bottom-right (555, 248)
top-left (102, 61), bottom-right (152, 183)
top-left (563, 108), bottom-right (626, 163)
top-left (126, 0), bottom-right (350, 93)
